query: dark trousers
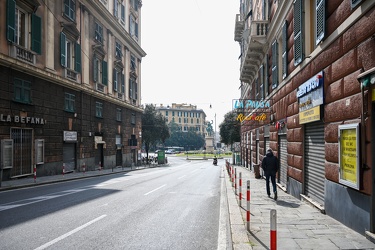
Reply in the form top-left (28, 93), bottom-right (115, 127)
top-left (265, 173), bottom-right (277, 195)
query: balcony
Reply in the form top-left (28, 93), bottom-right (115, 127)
top-left (234, 14), bottom-right (244, 42)
top-left (240, 20), bottom-right (269, 83)
top-left (10, 44), bottom-right (36, 64)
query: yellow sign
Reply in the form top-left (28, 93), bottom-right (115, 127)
top-left (340, 128), bottom-right (358, 185)
top-left (372, 88), bottom-right (375, 101)
top-left (299, 106), bottom-right (320, 124)
top-left (236, 113), bottom-right (267, 123)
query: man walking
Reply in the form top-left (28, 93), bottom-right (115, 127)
top-left (262, 148), bottom-right (279, 200)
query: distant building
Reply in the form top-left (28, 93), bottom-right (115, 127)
top-left (155, 103), bottom-right (207, 136)
top-left (0, 0), bottom-right (146, 179)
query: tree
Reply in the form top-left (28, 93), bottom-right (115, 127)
top-left (142, 104), bottom-right (170, 161)
top-left (164, 121), bottom-right (205, 150)
top-left (219, 110), bottom-right (241, 146)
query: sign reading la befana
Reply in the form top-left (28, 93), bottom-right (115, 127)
top-left (0, 114), bottom-right (46, 124)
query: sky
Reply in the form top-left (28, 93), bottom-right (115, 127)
top-left (140, 0), bottom-right (241, 128)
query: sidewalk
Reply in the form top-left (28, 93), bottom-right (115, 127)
top-left (226, 164), bottom-right (375, 250)
top-left (0, 164), bottom-right (156, 191)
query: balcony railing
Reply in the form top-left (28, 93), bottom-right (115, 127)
top-left (10, 44), bottom-right (36, 64)
top-left (240, 19), bottom-right (269, 83)
top-left (234, 14), bottom-right (245, 42)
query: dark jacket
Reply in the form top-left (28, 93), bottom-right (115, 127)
top-left (262, 151), bottom-right (279, 175)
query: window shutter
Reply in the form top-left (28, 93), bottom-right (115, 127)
top-left (113, 69), bottom-right (118, 91)
top-left (260, 65), bottom-right (264, 99)
top-left (31, 14), bottom-right (42, 54)
top-left (272, 40), bottom-right (278, 89)
top-left (265, 54), bottom-right (269, 96)
top-left (93, 58), bottom-right (98, 82)
top-left (60, 32), bottom-right (66, 67)
top-left (121, 73), bottom-right (125, 93)
top-left (135, 82), bottom-right (138, 99)
top-left (102, 60), bottom-right (108, 85)
top-left (121, 4), bottom-right (125, 22)
top-left (114, 0), bottom-right (118, 17)
top-left (6, 0), bottom-right (16, 43)
top-left (129, 79), bottom-right (133, 98)
top-left (135, 22), bottom-right (138, 38)
top-left (282, 20), bottom-right (288, 79)
top-left (316, 0), bottom-right (325, 45)
top-left (294, 0), bottom-right (303, 66)
top-left (75, 43), bottom-right (81, 72)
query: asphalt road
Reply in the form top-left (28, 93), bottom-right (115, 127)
top-left (0, 157), bottom-right (228, 250)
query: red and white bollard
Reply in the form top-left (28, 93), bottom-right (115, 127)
top-left (270, 209), bottom-right (277, 250)
top-left (232, 167), bottom-right (235, 187)
top-left (99, 161), bottom-right (102, 171)
top-left (239, 172), bottom-right (242, 207)
top-left (246, 180), bottom-right (250, 232)
top-left (62, 163), bottom-right (65, 177)
top-left (34, 165), bottom-right (36, 183)
top-left (235, 168), bottom-right (237, 195)
top-left (82, 162), bottom-right (86, 174)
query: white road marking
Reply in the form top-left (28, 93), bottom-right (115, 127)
top-left (178, 175), bottom-right (187, 180)
top-left (144, 184), bottom-right (166, 196)
top-left (34, 214), bottom-right (107, 250)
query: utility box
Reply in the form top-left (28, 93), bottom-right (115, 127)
top-left (157, 150), bottom-right (166, 164)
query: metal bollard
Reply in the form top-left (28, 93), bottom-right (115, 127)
top-left (270, 209), bottom-right (277, 250)
top-left (82, 162), bottom-right (86, 174)
top-left (235, 168), bottom-right (237, 195)
top-left (239, 172), bottom-right (242, 207)
top-left (63, 163), bottom-right (65, 177)
top-left (247, 180), bottom-right (250, 232)
top-left (34, 165), bottom-right (37, 183)
top-left (232, 167), bottom-right (235, 187)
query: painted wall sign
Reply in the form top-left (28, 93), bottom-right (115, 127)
top-left (0, 114), bottom-right (46, 124)
top-left (233, 99), bottom-right (271, 110)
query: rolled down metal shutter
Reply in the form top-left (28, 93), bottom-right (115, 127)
top-left (63, 143), bottom-right (76, 172)
top-left (279, 135), bottom-right (287, 187)
top-left (304, 122), bottom-right (325, 205)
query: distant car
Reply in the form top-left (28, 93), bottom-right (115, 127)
top-left (165, 150), bottom-right (175, 154)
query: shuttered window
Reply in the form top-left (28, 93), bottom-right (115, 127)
top-left (271, 40), bottom-right (278, 89)
top-left (60, 33), bottom-right (66, 67)
top-left (316, 0), bottom-right (325, 45)
top-left (294, 0), bottom-right (303, 66)
top-left (31, 13), bottom-right (41, 54)
top-left (6, 0), bottom-right (16, 43)
top-left (260, 65), bottom-right (264, 100)
top-left (282, 20), bottom-right (288, 79)
top-left (121, 73), bottom-right (125, 93)
top-left (75, 43), bottom-right (81, 72)
top-left (113, 69), bottom-right (118, 91)
top-left (102, 60), bottom-right (108, 85)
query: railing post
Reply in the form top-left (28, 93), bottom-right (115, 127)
top-left (270, 209), bottom-right (277, 250)
top-left (247, 180), bottom-right (250, 232)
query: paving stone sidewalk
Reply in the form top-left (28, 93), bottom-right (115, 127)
top-left (226, 164), bottom-right (375, 250)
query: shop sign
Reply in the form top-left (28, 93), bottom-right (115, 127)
top-left (297, 71), bottom-right (324, 113)
top-left (63, 131), bottom-right (77, 142)
top-left (338, 123), bottom-right (360, 190)
top-left (299, 106), bottom-right (320, 124)
top-left (236, 113), bottom-right (267, 123)
top-left (233, 99), bottom-right (271, 110)
top-left (0, 114), bottom-right (46, 124)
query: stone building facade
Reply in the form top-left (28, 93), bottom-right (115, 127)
top-left (155, 103), bottom-right (207, 136)
top-left (0, 0), bottom-right (146, 179)
top-left (235, 0), bottom-right (375, 238)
